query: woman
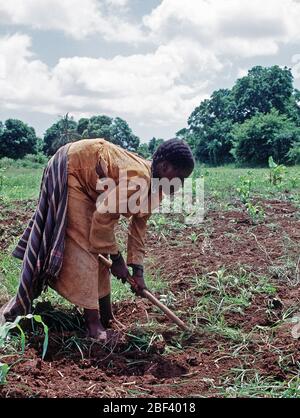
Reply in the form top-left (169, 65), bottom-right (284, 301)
top-left (2, 138), bottom-right (195, 341)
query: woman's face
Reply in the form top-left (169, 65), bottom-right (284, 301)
top-left (153, 160), bottom-right (193, 181)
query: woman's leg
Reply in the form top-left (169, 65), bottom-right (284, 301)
top-left (99, 293), bottom-right (113, 328)
top-left (98, 260), bottom-right (113, 328)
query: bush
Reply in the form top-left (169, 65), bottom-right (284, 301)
top-left (21, 153), bottom-right (48, 167)
top-left (0, 157), bottom-right (14, 169)
top-left (287, 142), bottom-right (300, 164)
top-left (232, 109), bottom-right (300, 166)
top-left (0, 153), bottom-right (48, 169)
top-left (0, 119), bottom-right (39, 159)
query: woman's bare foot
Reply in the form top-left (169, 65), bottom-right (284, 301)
top-left (84, 308), bottom-right (121, 346)
top-left (84, 308), bottom-right (106, 339)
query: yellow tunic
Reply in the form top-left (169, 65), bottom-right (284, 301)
top-left (53, 138), bottom-right (154, 310)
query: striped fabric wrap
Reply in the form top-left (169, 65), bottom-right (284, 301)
top-left (3, 144), bottom-right (70, 321)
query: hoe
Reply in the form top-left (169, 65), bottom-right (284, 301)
top-left (98, 254), bottom-right (189, 331)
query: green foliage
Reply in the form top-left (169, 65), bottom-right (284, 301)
top-left (43, 114), bottom-right (81, 156)
top-left (189, 231), bottom-right (200, 243)
top-left (80, 115), bottom-right (140, 152)
top-left (44, 114), bottom-right (141, 155)
top-left (0, 167), bottom-right (7, 193)
top-left (0, 363), bottom-right (9, 385)
top-left (268, 156), bottom-right (286, 186)
top-left (0, 154), bottom-right (48, 171)
top-left (81, 115), bottom-right (113, 139)
top-left (0, 315), bottom-right (49, 384)
top-left (148, 137), bottom-right (164, 155)
top-left (191, 269), bottom-right (276, 334)
top-left (232, 109), bottom-right (300, 166)
top-left (187, 89), bottom-right (235, 165)
top-left (236, 175), bottom-right (252, 204)
top-left (287, 141), bottom-right (300, 164)
top-left (245, 202), bottom-right (265, 223)
top-left (0, 119), bottom-right (39, 159)
top-left (110, 117), bottom-right (140, 151)
top-left (137, 137), bottom-right (164, 159)
top-left (77, 118), bottom-right (89, 135)
top-left (137, 143), bottom-right (151, 159)
top-left (236, 173), bottom-right (265, 223)
top-left (233, 66), bottom-right (294, 122)
top-left (181, 66), bottom-right (300, 166)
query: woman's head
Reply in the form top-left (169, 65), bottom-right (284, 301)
top-left (152, 138), bottom-right (195, 181)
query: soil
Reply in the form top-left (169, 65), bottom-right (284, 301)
top-left (0, 199), bottom-right (300, 398)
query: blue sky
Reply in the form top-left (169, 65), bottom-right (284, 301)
top-left (0, 0), bottom-right (300, 141)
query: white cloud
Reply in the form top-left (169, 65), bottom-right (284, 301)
top-left (0, 0), bottom-right (143, 42)
top-left (0, 34), bottom-right (220, 128)
top-left (144, 0), bottom-right (300, 57)
top-left (0, 34), bottom-right (61, 113)
top-left (1, 1), bottom-right (300, 138)
top-left (105, 0), bottom-right (128, 7)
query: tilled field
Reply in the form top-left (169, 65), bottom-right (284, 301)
top-left (0, 199), bottom-right (300, 397)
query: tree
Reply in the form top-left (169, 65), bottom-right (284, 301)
top-left (77, 118), bottom-right (89, 136)
top-left (148, 137), bottom-right (164, 155)
top-left (0, 119), bottom-right (38, 159)
top-left (137, 143), bottom-right (151, 159)
top-left (78, 114), bottom-right (140, 152)
top-left (232, 109), bottom-right (300, 166)
top-left (287, 141), bottom-right (300, 164)
top-left (181, 65), bottom-right (300, 165)
top-left (82, 115), bottom-right (113, 139)
top-left (110, 117), bottom-right (140, 151)
top-left (43, 114), bottom-right (81, 156)
top-left (233, 66), bottom-right (294, 123)
top-left (186, 89), bottom-right (236, 164)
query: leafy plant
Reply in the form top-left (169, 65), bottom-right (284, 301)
top-left (268, 156), bottom-right (286, 186)
top-left (245, 202), bottom-right (265, 223)
top-left (189, 232), bottom-right (200, 243)
top-left (0, 314), bottom-right (49, 385)
top-left (236, 175), bottom-right (252, 204)
top-left (0, 362), bottom-right (9, 384)
top-left (0, 167), bottom-right (7, 192)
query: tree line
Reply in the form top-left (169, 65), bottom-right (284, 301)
top-left (0, 114), bottom-right (163, 161)
top-left (177, 65), bottom-right (300, 165)
top-left (0, 65), bottom-right (300, 166)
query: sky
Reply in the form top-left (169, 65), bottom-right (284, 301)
top-left (0, 0), bottom-right (300, 142)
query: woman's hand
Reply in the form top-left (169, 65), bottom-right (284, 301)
top-left (128, 265), bottom-right (147, 297)
top-left (110, 253), bottom-right (129, 283)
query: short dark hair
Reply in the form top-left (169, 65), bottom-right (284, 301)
top-left (153, 138), bottom-right (195, 171)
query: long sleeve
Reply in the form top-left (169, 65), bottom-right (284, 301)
top-left (89, 211), bottom-right (120, 255)
top-left (89, 182), bottom-right (122, 255)
top-left (127, 214), bottom-right (150, 265)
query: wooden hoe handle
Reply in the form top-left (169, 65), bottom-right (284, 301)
top-left (98, 254), bottom-right (189, 331)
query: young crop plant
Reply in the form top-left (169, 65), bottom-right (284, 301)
top-left (0, 167), bottom-right (7, 193)
top-left (236, 174), bottom-right (252, 204)
top-left (236, 173), bottom-right (264, 223)
top-left (189, 232), bottom-right (200, 243)
top-left (0, 314), bottom-right (49, 384)
top-left (245, 202), bottom-right (265, 224)
top-left (268, 156), bottom-right (286, 186)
